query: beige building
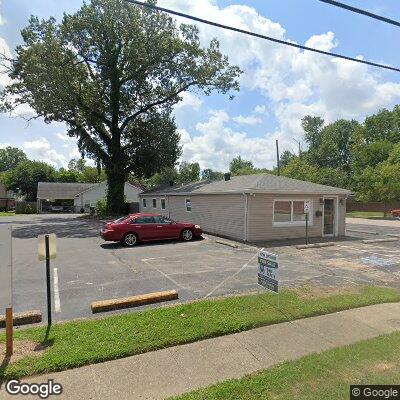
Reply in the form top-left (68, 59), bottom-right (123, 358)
top-left (139, 173), bottom-right (350, 242)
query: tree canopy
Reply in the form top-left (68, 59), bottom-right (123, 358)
top-left (0, 146), bottom-right (27, 172)
top-left (2, 0), bottom-right (241, 213)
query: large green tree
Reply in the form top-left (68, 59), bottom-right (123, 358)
top-left (178, 161), bottom-right (200, 183)
top-left (3, 160), bottom-right (55, 201)
top-left (2, 0), bottom-right (241, 213)
top-left (0, 146), bottom-right (27, 172)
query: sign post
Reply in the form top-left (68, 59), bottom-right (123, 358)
top-left (257, 248), bottom-right (279, 306)
top-left (38, 234), bottom-right (57, 326)
top-left (0, 225), bottom-right (13, 357)
top-left (304, 201), bottom-right (311, 245)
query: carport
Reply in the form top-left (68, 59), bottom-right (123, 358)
top-left (37, 182), bottom-right (94, 213)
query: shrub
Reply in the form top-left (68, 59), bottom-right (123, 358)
top-left (24, 204), bottom-right (34, 214)
top-left (96, 198), bottom-right (108, 217)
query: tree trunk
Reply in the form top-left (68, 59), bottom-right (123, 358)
top-left (106, 164), bottom-right (127, 215)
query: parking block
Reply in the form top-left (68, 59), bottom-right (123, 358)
top-left (91, 290), bottom-right (179, 313)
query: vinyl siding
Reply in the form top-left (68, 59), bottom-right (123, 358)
top-left (140, 194), bottom-right (246, 241)
top-left (139, 192), bottom-right (347, 242)
top-left (247, 194), bottom-right (323, 241)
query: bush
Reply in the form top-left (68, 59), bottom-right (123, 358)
top-left (24, 204), bottom-right (34, 214)
top-left (96, 198), bottom-right (108, 217)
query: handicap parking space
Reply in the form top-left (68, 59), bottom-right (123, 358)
top-left (1, 215), bottom-right (400, 323)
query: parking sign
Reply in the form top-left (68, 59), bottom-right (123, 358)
top-left (304, 200), bottom-right (311, 213)
top-left (257, 248), bottom-right (279, 293)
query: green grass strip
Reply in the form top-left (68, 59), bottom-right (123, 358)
top-left (1, 286), bottom-right (399, 380)
top-left (171, 331), bottom-right (400, 400)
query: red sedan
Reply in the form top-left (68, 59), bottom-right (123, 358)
top-left (101, 213), bottom-right (203, 246)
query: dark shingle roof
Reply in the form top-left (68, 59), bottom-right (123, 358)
top-left (141, 174), bottom-right (351, 196)
top-left (37, 182), bottom-right (95, 199)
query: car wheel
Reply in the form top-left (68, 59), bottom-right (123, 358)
top-left (123, 233), bottom-right (137, 247)
top-left (181, 229), bottom-right (193, 242)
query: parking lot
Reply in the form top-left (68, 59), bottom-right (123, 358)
top-left (1, 214), bottom-right (400, 322)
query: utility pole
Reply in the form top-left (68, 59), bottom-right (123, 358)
top-left (292, 138), bottom-right (301, 157)
top-left (276, 139), bottom-right (280, 176)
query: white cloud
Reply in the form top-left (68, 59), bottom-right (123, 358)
top-left (23, 137), bottom-right (67, 168)
top-left (56, 132), bottom-right (71, 142)
top-left (254, 105), bottom-right (267, 114)
top-left (180, 110), bottom-right (283, 170)
top-left (0, 37), bottom-right (12, 88)
top-left (233, 114), bottom-right (262, 125)
top-left (0, 1), bottom-right (5, 25)
top-left (0, 142), bottom-right (10, 149)
top-left (175, 92), bottom-right (203, 110)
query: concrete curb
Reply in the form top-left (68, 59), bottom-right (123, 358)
top-left (362, 238), bottom-right (399, 244)
top-left (215, 240), bottom-right (239, 248)
top-left (0, 310), bottom-right (42, 328)
top-left (296, 242), bottom-right (335, 249)
top-left (346, 229), bottom-right (378, 235)
top-left (91, 290), bottom-right (179, 313)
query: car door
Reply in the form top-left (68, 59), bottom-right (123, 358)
top-left (130, 216), bottom-right (157, 240)
top-left (153, 216), bottom-right (181, 239)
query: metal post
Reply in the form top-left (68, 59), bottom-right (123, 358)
top-left (5, 307), bottom-right (13, 357)
top-left (276, 140), bottom-right (280, 176)
top-left (45, 235), bottom-right (52, 326)
top-left (305, 213), bottom-right (309, 245)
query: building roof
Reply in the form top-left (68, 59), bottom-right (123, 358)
top-left (141, 174), bottom-right (351, 196)
top-left (37, 182), bottom-right (95, 200)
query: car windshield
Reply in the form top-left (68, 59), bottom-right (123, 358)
top-left (113, 216), bottom-right (128, 223)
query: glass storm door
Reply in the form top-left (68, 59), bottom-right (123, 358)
top-left (323, 199), bottom-right (335, 235)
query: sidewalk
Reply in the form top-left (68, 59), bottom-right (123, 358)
top-left (1, 302), bottom-right (400, 400)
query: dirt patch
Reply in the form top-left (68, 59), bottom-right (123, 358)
top-left (0, 340), bottom-right (47, 362)
top-left (293, 284), bottom-right (362, 299)
top-left (372, 362), bottom-right (397, 372)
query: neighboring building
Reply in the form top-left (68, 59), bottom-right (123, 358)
top-left (139, 173), bottom-right (351, 242)
top-left (37, 181), bottom-right (143, 213)
top-left (0, 183), bottom-right (15, 211)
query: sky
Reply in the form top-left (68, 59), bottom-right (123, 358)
top-left (1, 0), bottom-right (400, 171)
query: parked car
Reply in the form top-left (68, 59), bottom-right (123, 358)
top-left (101, 213), bottom-right (203, 246)
top-left (391, 209), bottom-right (400, 218)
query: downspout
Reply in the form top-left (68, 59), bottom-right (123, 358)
top-left (243, 193), bottom-right (249, 242)
top-left (167, 195), bottom-right (171, 218)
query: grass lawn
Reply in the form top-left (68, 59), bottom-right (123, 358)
top-left (1, 286), bottom-right (400, 380)
top-left (346, 211), bottom-right (386, 219)
top-left (0, 212), bottom-right (15, 216)
top-left (171, 331), bottom-right (400, 400)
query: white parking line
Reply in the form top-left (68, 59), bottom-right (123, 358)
top-left (204, 250), bottom-right (260, 298)
top-left (54, 268), bottom-right (61, 313)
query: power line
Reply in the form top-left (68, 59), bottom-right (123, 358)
top-left (124, 0), bottom-right (400, 73)
top-left (319, 0), bottom-right (400, 28)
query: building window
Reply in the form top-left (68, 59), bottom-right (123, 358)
top-left (161, 199), bottom-right (166, 210)
top-left (152, 198), bottom-right (157, 208)
top-left (142, 198), bottom-right (147, 208)
top-left (185, 198), bottom-right (192, 212)
top-left (273, 200), bottom-right (309, 226)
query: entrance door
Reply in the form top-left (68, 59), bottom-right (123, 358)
top-left (323, 198), bottom-right (335, 235)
